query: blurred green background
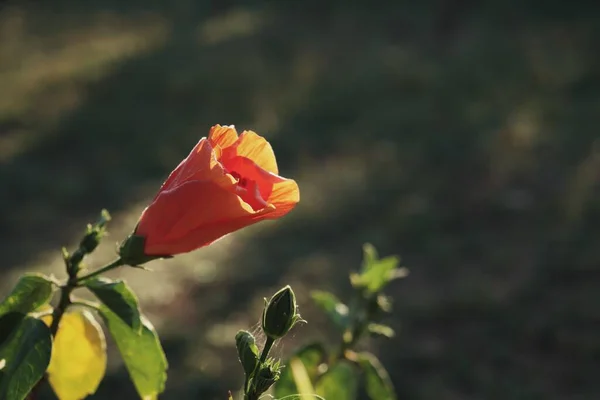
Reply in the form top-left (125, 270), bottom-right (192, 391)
top-left (1, 0), bottom-right (599, 399)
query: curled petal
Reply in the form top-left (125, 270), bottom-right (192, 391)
top-left (208, 124), bottom-right (239, 157)
top-left (159, 141), bottom-right (203, 193)
top-left (222, 155), bottom-right (285, 202)
top-left (235, 179), bottom-right (270, 212)
top-left (163, 139), bottom-right (235, 192)
top-left (266, 179), bottom-right (300, 218)
top-left (221, 131), bottom-right (279, 174)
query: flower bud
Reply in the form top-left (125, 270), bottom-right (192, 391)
top-left (253, 360), bottom-right (281, 395)
top-left (261, 286), bottom-right (304, 340)
top-left (235, 330), bottom-right (259, 377)
top-left (80, 209), bottom-right (112, 253)
top-left (79, 226), bottom-right (102, 254)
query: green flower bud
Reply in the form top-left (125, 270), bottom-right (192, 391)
top-left (261, 286), bottom-right (304, 340)
top-left (235, 330), bottom-right (259, 377)
top-left (253, 360), bottom-right (281, 395)
top-left (78, 209), bottom-right (112, 254)
top-left (67, 248), bottom-right (85, 276)
top-left (80, 226), bottom-right (102, 254)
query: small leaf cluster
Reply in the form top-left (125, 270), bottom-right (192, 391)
top-left (0, 210), bottom-right (168, 400)
top-left (273, 244), bottom-right (406, 400)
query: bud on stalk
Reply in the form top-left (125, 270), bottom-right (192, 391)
top-left (261, 285), bottom-right (304, 340)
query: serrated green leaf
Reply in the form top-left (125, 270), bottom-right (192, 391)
top-left (273, 343), bottom-right (325, 398)
top-left (316, 361), bottom-right (357, 400)
top-left (0, 274), bottom-right (55, 317)
top-left (358, 352), bottom-right (396, 400)
top-left (310, 290), bottom-right (349, 331)
top-left (0, 316), bottom-right (52, 400)
top-left (99, 306), bottom-right (167, 399)
top-left (86, 277), bottom-right (141, 332)
top-left (367, 323), bottom-right (395, 338)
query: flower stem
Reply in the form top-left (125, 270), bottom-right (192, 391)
top-left (75, 258), bottom-right (124, 284)
top-left (49, 257), bottom-right (123, 334)
top-left (244, 337), bottom-right (276, 400)
top-left (259, 337), bottom-right (275, 365)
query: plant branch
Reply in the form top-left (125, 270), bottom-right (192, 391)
top-left (74, 258), bottom-right (124, 284)
top-left (49, 285), bottom-right (74, 336)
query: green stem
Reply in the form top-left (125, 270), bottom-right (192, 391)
top-left (244, 337), bottom-right (275, 400)
top-left (75, 258), bottom-right (124, 284)
top-left (258, 337), bottom-right (275, 365)
top-left (50, 285), bottom-right (74, 336)
top-left (332, 292), bottom-right (369, 366)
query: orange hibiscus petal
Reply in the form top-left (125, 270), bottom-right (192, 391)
top-left (266, 178), bottom-right (300, 218)
top-left (222, 155), bottom-right (285, 202)
top-left (208, 124), bottom-right (239, 153)
top-left (163, 138), bottom-right (236, 192)
top-left (159, 141), bottom-right (202, 193)
top-left (227, 131), bottom-right (279, 174)
top-left (160, 209), bottom-right (273, 254)
top-left (138, 180), bottom-right (274, 255)
top-left (235, 179), bottom-right (270, 212)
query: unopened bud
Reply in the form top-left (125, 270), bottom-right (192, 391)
top-left (262, 286), bottom-right (304, 340)
top-left (80, 226), bottom-right (102, 254)
top-left (79, 210), bottom-right (111, 254)
top-left (253, 361), bottom-right (281, 395)
top-left (235, 330), bottom-right (259, 377)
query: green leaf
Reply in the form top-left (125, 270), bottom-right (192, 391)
top-left (352, 253), bottom-right (407, 294)
top-left (367, 323), bottom-right (395, 339)
top-left (361, 243), bottom-right (379, 271)
top-left (358, 352), bottom-right (396, 400)
top-left (0, 316), bottom-right (52, 400)
top-left (0, 313), bottom-right (24, 348)
top-left (273, 343), bottom-right (326, 398)
top-left (86, 277), bottom-right (142, 332)
top-left (0, 274), bottom-right (55, 317)
top-left (365, 256), bottom-right (400, 293)
top-left (315, 362), bottom-right (357, 400)
top-left (352, 244), bottom-right (408, 294)
top-left (99, 306), bottom-right (167, 399)
top-left (310, 290), bottom-right (349, 331)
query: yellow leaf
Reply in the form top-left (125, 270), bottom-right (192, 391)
top-left (43, 311), bottom-right (107, 400)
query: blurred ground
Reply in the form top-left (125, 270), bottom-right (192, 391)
top-left (1, 0), bottom-right (600, 399)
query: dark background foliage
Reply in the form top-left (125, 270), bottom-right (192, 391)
top-left (1, 0), bottom-right (599, 399)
